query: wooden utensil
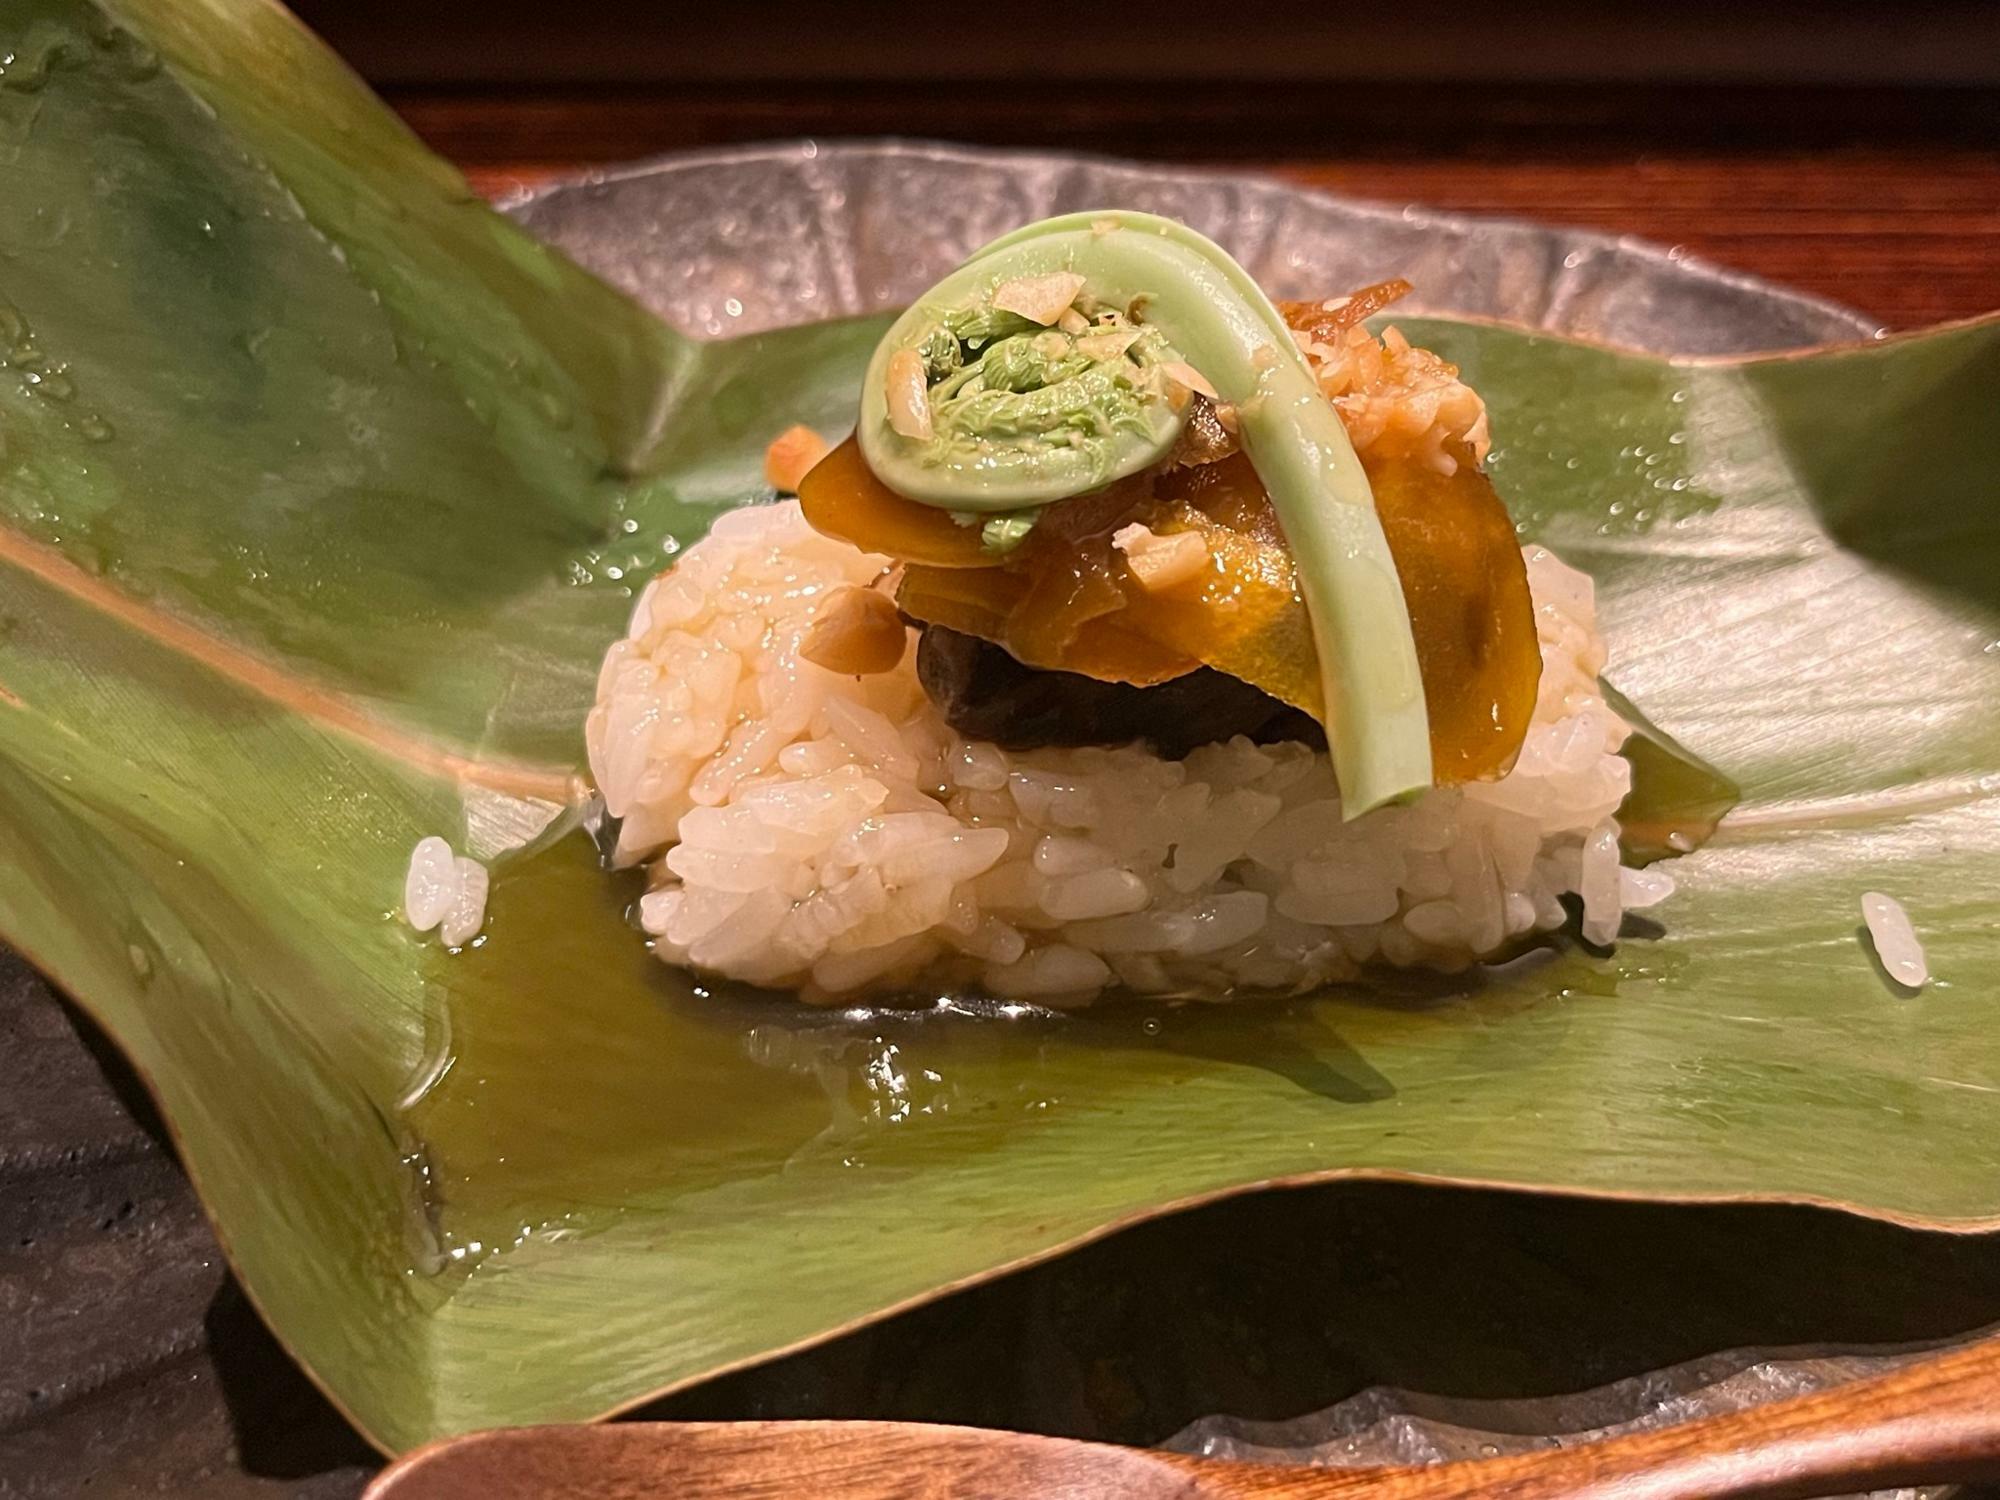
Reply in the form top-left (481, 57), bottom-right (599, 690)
top-left (367, 1331), bottom-right (2000, 1498)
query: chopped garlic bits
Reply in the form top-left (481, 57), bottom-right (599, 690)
top-left (1113, 523), bottom-right (1211, 592)
top-left (763, 424), bottom-right (832, 493)
top-left (991, 270), bottom-right (1088, 326)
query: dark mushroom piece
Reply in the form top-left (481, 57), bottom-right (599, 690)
top-left (916, 624), bottom-right (1325, 759)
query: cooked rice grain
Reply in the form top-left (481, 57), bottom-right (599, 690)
top-left (587, 502), bottom-right (1640, 1003)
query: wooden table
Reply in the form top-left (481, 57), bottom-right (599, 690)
top-left (389, 83), bottom-right (2000, 331)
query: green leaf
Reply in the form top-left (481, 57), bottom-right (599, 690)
top-left (4, 0), bottom-right (2000, 1457)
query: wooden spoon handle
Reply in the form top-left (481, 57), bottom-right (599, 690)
top-left (1172, 1331), bottom-right (2000, 1498)
top-left (367, 1334), bottom-right (2000, 1500)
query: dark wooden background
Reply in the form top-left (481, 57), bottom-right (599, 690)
top-left (293, 0), bottom-right (2000, 329)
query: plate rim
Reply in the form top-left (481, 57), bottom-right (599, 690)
top-left (500, 136), bottom-right (1885, 351)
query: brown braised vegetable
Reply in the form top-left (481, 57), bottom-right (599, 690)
top-left (1275, 277), bottom-right (1414, 345)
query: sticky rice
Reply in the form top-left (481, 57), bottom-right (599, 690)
top-left (586, 500), bottom-right (1665, 1004)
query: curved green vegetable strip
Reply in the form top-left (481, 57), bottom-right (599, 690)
top-left (859, 210), bottom-right (1432, 815)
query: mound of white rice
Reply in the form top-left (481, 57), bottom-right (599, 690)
top-left (585, 500), bottom-right (1668, 1004)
